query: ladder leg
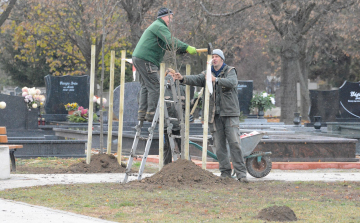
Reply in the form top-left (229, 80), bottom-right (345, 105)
top-left (137, 100), bottom-right (161, 180)
top-left (123, 121), bottom-right (143, 183)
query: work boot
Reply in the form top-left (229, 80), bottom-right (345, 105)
top-left (220, 172), bottom-right (232, 178)
top-left (237, 177), bottom-right (249, 183)
top-left (145, 113), bottom-right (154, 122)
top-left (138, 111), bottom-right (146, 121)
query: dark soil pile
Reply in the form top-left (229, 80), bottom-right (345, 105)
top-left (256, 205), bottom-right (297, 222)
top-left (140, 159), bottom-right (236, 187)
top-left (67, 154), bottom-right (126, 173)
top-left (17, 154), bottom-right (126, 174)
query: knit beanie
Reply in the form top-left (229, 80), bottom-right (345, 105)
top-left (157, 7), bottom-right (173, 18)
top-left (212, 49), bottom-right (225, 61)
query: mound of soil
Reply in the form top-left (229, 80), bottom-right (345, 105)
top-left (141, 159), bottom-right (236, 187)
top-left (17, 154), bottom-right (126, 174)
top-left (67, 154), bottom-right (126, 173)
top-left (256, 205), bottom-right (297, 222)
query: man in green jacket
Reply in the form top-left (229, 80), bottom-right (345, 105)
top-left (132, 7), bottom-right (197, 122)
top-left (174, 49), bottom-right (249, 183)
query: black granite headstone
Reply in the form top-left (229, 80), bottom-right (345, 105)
top-left (0, 94), bottom-right (38, 129)
top-left (309, 90), bottom-right (340, 122)
top-left (44, 75), bottom-right (90, 114)
top-left (113, 82), bottom-right (141, 123)
top-left (237, 80), bottom-right (253, 115)
top-left (339, 81), bottom-right (360, 119)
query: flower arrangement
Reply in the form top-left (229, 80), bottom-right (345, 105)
top-left (67, 106), bottom-right (99, 123)
top-left (64, 102), bottom-right (79, 111)
top-left (22, 87), bottom-right (46, 110)
top-left (93, 95), bottom-right (107, 110)
top-left (250, 91), bottom-right (276, 112)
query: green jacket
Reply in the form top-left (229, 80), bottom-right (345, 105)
top-left (182, 65), bottom-right (240, 122)
top-left (165, 80), bottom-right (186, 131)
top-left (132, 19), bottom-right (189, 67)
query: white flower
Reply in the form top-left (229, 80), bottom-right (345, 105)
top-left (270, 97), bottom-right (275, 105)
top-left (35, 89), bottom-right (41, 95)
top-left (28, 87), bottom-right (36, 96)
top-left (0, 101), bottom-right (6, 109)
top-left (102, 98), bottom-right (107, 105)
top-left (93, 96), bottom-right (98, 103)
top-left (40, 95), bottom-right (46, 102)
top-left (32, 103), bottom-right (38, 108)
top-left (24, 98), bottom-right (29, 103)
top-left (22, 87), bottom-right (28, 92)
top-left (22, 92), bottom-right (28, 97)
top-left (262, 92), bottom-right (268, 98)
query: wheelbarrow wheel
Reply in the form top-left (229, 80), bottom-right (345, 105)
top-left (246, 152), bottom-right (272, 178)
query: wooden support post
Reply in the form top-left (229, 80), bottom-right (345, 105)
top-left (184, 64), bottom-right (191, 160)
top-left (106, 50), bottom-right (115, 154)
top-left (202, 54), bottom-right (212, 169)
top-left (159, 63), bottom-right (165, 170)
top-left (86, 45), bottom-right (96, 164)
top-left (117, 50), bottom-right (126, 163)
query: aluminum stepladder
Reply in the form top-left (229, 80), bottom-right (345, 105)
top-left (123, 75), bottom-right (184, 183)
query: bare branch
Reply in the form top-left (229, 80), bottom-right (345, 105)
top-left (0, 0), bottom-right (17, 27)
top-left (200, 1), bottom-right (263, 17)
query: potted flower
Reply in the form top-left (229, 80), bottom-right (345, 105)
top-left (64, 102), bottom-right (79, 115)
top-left (67, 106), bottom-right (99, 123)
top-left (250, 91), bottom-right (275, 118)
top-left (22, 87), bottom-right (46, 111)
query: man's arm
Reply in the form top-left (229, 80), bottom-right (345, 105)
top-left (174, 72), bottom-right (206, 87)
top-left (217, 68), bottom-right (238, 88)
top-left (156, 25), bottom-right (189, 53)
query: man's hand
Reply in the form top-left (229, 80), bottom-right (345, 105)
top-left (173, 72), bottom-right (183, 80)
top-left (186, 46), bottom-right (197, 55)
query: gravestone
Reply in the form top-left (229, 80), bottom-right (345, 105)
top-left (309, 90), bottom-right (340, 122)
top-left (0, 94), bottom-right (38, 129)
top-left (43, 75), bottom-right (89, 121)
top-left (237, 80), bottom-right (253, 115)
top-left (339, 81), bottom-right (360, 120)
top-left (113, 82), bottom-right (141, 123)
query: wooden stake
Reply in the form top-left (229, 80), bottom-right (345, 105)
top-left (202, 54), bottom-right (212, 169)
top-left (106, 50), bottom-right (115, 154)
top-left (184, 64), bottom-right (191, 160)
top-left (159, 63), bottom-right (165, 170)
top-left (86, 45), bottom-right (96, 164)
top-left (117, 50), bottom-right (126, 163)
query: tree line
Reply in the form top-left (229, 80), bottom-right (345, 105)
top-left (0, 0), bottom-right (359, 123)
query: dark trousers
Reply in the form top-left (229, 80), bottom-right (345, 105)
top-left (164, 130), bottom-right (181, 165)
top-left (133, 57), bottom-right (159, 120)
top-left (209, 115), bottom-right (247, 179)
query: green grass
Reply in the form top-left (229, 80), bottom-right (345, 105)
top-left (1, 181), bottom-right (360, 222)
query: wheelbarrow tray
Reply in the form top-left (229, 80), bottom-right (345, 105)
top-left (189, 131), bottom-right (265, 160)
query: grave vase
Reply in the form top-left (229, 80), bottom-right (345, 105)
top-left (314, 116), bottom-right (322, 131)
top-left (293, 112), bottom-right (301, 126)
top-left (257, 107), bottom-right (264, 119)
top-left (68, 110), bottom-right (75, 115)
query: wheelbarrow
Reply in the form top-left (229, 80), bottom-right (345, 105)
top-left (189, 131), bottom-right (272, 178)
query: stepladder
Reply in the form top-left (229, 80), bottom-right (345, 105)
top-left (123, 75), bottom-right (185, 183)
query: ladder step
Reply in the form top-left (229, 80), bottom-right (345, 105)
top-left (164, 100), bottom-right (175, 103)
top-left (169, 117), bottom-right (178, 121)
top-left (172, 135), bottom-right (182, 139)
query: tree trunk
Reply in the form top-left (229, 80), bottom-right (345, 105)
top-left (280, 42), bottom-right (300, 124)
top-left (298, 39), bottom-right (310, 122)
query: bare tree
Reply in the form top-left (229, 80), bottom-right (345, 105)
top-left (0, 0), bottom-right (17, 27)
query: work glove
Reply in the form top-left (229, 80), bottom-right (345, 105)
top-left (186, 46), bottom-right (197, 55)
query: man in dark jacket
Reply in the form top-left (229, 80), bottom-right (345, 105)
top-left (174, 49), bottom-right (248, 183)
top-left (132, 7), bottom-right (197, 122)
